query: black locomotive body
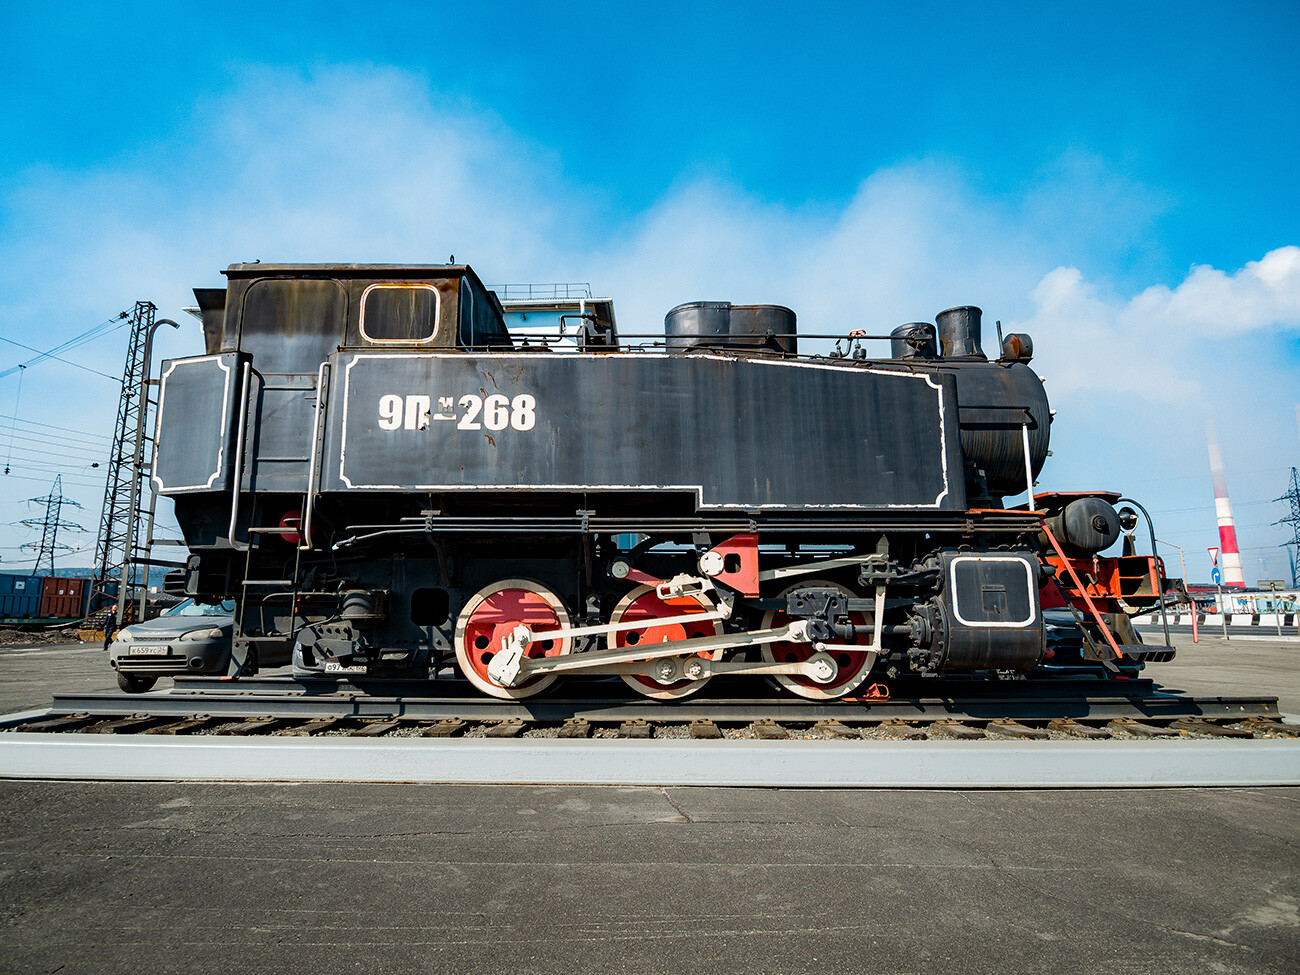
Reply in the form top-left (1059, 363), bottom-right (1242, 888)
top-left (151, 262), bottom-right (1152, 699)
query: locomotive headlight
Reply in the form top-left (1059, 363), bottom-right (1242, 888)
top-left (1118, 507), bottom-right (1139, 533)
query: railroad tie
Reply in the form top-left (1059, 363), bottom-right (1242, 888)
top-left (483, 719), bottom-right (525, 738)
top-left (879, 719), bottom-right (926, 740)
top-left (18, 713), bottom-right (96, 733)
top-left (146, 715), bottom-right (216, 736)
top-left (748, 719), bottom-right (788, 740)
top-left (1108, 718), bottom-right (1172, 738)
top-left (222, 716), bottom-right (283, 735)
top-left (1048, 718), bottom-right (1110, 740)
top-left (932, 720), bottom-right (985, 740)
top-left (813, 720), bottom-right (859, 739)
top-left (688, 719), bottom-right (722, 739)
top-left (620, 719), bottom-right (654, 738)
top-left (282, 717), bottom-right (341, 736)
top-left (352, 720), bottom-right (400, 737)
top-left (1244, 717), bottom-right (1299, 737)
top-left (557, 718), bottom-right (592, 738)
top-left (985, 719), bottom-right (1050, 740)
top-left (83, 714), bottom-right (164, 735)
top-left (1168, 718), bottom-right (1252, 738)
top-left (419, 719), bottom-right (465, 737)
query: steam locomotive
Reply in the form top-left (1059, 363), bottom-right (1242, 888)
top-left (148, 263), bottom-right (1169, 699)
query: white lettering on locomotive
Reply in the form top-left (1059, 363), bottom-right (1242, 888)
top-left (379, 393), bottom-right (537, 432)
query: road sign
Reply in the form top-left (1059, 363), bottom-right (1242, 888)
top-left (1208, 547), bottom-right (1220, 565)
top-left (1211, 566), bottom-right (1222, 585)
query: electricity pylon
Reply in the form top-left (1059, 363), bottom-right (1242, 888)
top-left (90, 301), bottom-right (156, 609)
top-left (1277, 467), bottom-right (1300, 588)
top-left (21, 475), bottom-right (84, 575)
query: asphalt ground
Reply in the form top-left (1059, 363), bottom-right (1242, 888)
top-left (1134, 628), bottom-right (1300, 717)
top-left (0, 632), bottom-right (1297, 974)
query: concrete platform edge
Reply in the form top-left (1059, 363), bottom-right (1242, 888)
top-left (1, 734), bottom-right (1297, 788)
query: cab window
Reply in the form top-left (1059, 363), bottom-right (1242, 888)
top-left (360, 284), bottom-right (440, 342)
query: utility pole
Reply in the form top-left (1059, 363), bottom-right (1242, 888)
top-left (21, 475), bottom-right (84, 575)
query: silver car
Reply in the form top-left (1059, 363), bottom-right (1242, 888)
top-left (108, 598), bottom-right (240, 693)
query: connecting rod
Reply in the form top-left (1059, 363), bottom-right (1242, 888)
top-left (487, 620), bottom-right (818, 687)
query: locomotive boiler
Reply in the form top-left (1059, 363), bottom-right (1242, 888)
top-left (148, 263), bottom-right (1168, 699)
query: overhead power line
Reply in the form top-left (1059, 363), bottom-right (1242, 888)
top-left (0, 414), bottom-right (112, 443)
top-left (0, 311), bottom-right (131, 381)
top-left (0, 336), bottom-right (119, 381)
top-left (1, 471), bottom-right (104, 490)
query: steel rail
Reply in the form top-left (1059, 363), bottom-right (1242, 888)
top-left (6, 688), bottom-right (1278, 727)
top-left (162, 673), bottom-right (1162, 698)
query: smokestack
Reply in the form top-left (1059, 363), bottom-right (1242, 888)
top-left (935, 306), bottom-right (986, 358)
top-left (1206, 420), bottom-right (1246, 589)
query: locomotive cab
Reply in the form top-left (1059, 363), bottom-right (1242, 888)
top-left (202, 263), bottom-right (513, 360)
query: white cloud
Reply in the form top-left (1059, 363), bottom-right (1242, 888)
top-left (1122, 246), bottom-right (1300, 336)
top-left (1003, 246), bottom-right (1300, 405)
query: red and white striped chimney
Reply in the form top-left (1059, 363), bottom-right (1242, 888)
top-left (1206, 421), bottom-right (1245, 588)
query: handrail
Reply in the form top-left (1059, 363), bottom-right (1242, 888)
top-left (490, 282), bottom-right (593, 300)
top-left (1021, 424), bottom-right (1036, 511)
top-left (227, 360), bottom-right (253, 552)
top-left (299, 361), bottom-right (329, 551)
top-left (1119, 496), bottom-right (1172, 648)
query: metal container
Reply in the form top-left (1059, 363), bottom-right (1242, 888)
top-left (665, 302), bottom-right (797, 355)
top-left (1044, 497), bottom-right (1121, 555)
top-left (0, 574), bottom-right (44, 618)
top-left (39, 577), bottom-right (88, 619)
top-left (890, 323), bottom-right (938, 359)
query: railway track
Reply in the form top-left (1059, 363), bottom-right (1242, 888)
top-left (2, 674), bottom-right (1289, 741)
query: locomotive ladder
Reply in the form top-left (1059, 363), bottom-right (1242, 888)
top-left (225, 363), bottom-right (329, 677)
top-left (229, 534), bottom-right (304, 678)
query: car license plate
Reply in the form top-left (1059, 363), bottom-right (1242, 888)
top-left (129, 645), bottom-right (168, 656)
top-left (323, 661), bottom-right (364, 673)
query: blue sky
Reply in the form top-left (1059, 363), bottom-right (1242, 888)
top-left (1, 0), bottom-right (1297, 583)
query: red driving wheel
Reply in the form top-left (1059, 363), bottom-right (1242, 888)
top-left (453, 579), bottom-right (571, 699)
top-left (608, 585), bottom-right (721, 700)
